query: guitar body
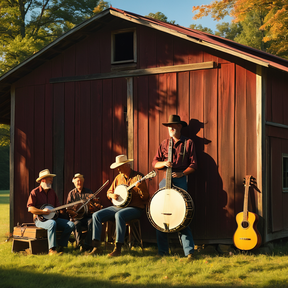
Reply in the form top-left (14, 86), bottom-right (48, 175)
top-left (233, 211), bottom-right (261, 250)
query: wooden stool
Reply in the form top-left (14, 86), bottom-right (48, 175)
top-left (105, 219), bottom-right (143, 250)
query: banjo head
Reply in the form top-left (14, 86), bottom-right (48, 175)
top-left (148, 187), bottom-right (193, 232)
top-left (111, 185), bottom-right (130, 207)
top-left (39, 204), bottom-right (56, 221)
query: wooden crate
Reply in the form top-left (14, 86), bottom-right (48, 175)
top-left (12, 238), bottom-right (49, 254)
top-left (13, 224), bottom-right (47, 239)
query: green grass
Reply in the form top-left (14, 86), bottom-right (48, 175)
top-left (1, 190), bottom-right (288, 288)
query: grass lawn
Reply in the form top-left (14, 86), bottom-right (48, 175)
top-left (1, 190), bottom-right (288, 288)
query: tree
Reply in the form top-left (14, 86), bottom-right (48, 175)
top-left (189, 24), bottom-right (214, 34)
top-left (146, 12), bottom-right (176, 24)
top-left (214, 22), bottom-right (242, 41)
top-left (0, 124), bottom-right (10, 190)
top-left (192, 0), bottom-right (288, 58)
top-left (0, 0), bottom-right (109, 76)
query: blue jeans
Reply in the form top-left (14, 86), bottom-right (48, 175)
top-left (92, 206), bottom-right (143, 243)
top-left (35, 217), bottom-right (75, 250)
top-left (156, 175), bottom-right (195, 256)
top-left (74, 216), bottom-right (92, 248)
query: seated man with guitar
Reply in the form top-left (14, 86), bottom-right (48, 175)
top-left (151, 115), bottom-right (197, 261)
top-left (27, 169), bottom-right (75, 255)
top-left (66, 173), bottom-right (102, 252)
top-left (89, 155), bottom-right (150, 257)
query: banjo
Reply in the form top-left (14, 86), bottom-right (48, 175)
top-left (147, 138), bottom-right (195, 233)
top-left (112, 170), bottom-right (157, 207)
top-left (37, 200), bottom-right (85, 222)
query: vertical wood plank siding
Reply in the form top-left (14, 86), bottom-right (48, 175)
top-left (12, 23), bottom-right (259, 242)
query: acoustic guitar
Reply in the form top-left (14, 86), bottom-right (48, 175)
top-left (233, 175), bottom-right (261, 250)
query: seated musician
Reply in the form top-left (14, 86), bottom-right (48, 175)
top-left (89, 155), bottom-right (150, 257)
top-left (152, 115), bottom-right (197, 261)
top-left (27, 169), bottom-right (75, 255)
top-left (66, 173), bottom-right (101, 252)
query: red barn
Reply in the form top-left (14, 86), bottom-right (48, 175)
top-left (1, 7), bottom-right (288, 245)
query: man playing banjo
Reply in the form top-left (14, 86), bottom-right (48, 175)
top-left (89, 155), bottom-right (150, 257)
top-left (27, 169), bottom-right (75, 255)
top-left (152, 115), bottom-right (197, 261)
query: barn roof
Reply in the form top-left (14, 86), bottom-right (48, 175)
top-left (1, 7), bottom-right (288, 124)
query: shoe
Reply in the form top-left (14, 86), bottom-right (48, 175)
top-left (57, 246), bottom-right (65, 253)
top-left (108, 242), bottom-right (123, 257)
top-left (187, 254), bottom-right (193, 262)
top-left (49, 249), bottom-right (63, 256)
top-left (80, 246), bottom-right (92, 253)
top-left (86, 247), bottom-right (103, 256)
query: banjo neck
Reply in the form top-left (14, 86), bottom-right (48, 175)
top-left (166, 137), bottom-right (173, 189)
top-left (47, 199), bottom-right (84, 212)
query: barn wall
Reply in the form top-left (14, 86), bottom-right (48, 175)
top-left (133, 64), bottom-right (257, 242)
top-left (266, 68), bottom-right (288, 234)
top-left (12, 21), bottom-right (258, 243)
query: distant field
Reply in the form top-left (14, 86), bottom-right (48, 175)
top-left (0, 190), bottom-right (9, 242)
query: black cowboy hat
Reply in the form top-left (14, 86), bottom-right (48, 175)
top-left (162, 114), bottom-right (187, 127)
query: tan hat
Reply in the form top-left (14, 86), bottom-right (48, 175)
top-left (36, 169), bottom-right (56, 183)
top-left (72, 173), bottom-right (84, 182)
top-left (162, 114), bottom-right (187, 127)
top-left (110, 155), bottom-right (133, 169)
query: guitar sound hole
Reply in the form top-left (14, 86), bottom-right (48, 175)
top-left (241, 221), bottom-right (249, 229)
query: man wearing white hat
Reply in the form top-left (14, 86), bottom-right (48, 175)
top-left (66, 173), bottom-right (97, 251)
top-left (89, 155), bottom-right (149, 257)
top-left (152, 114), bottom-right (197, 261)
top-left (27, 169), bottom-right (75, 255)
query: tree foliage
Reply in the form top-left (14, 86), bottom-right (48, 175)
top-left (189, 24), bottom-right (214, 34)
top-left (0, 0), bottom-right (109, 75)
top-left (192, 0), bottom-right (288, 58)
top-left (0, 125), bottom-right (10, 190)
top-left (146, 12), bottom-right (176, 24)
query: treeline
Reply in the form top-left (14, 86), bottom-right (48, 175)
top-left (0, 125), bottom-right (10, 190)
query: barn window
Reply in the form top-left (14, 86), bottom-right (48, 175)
top-left (111, 29), bottom-right (137, 64)
top-left (283, 154), bottom-right (288, 192)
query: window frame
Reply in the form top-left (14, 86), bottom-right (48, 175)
top-left (111, 28), bottom-right (137, 64)
top-left (282, 153), bottom-right (288, 192)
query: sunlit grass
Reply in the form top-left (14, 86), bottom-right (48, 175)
top-left (1, 190), bottom-right (288, 287)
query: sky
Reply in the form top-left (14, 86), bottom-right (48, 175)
top-left (109, 0), bottom-right (232, 32)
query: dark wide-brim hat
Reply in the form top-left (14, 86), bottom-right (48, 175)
top-left (162, 115), bottom-right (187, 127)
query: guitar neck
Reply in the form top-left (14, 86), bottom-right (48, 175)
top-left (166, 138), bottom-right (173, 189)
top-left (243, 175), bottom-right (252, 221)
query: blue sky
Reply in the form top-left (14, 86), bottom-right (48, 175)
top-left (109, 0), bottom-right (232, 32)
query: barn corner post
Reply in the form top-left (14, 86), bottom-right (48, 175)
top-left (9, 84), bottom-right (15, 234)
top-left (127, 77), bottom-right (134, 166)
top-left (256, 65), bottom-right (267, 241)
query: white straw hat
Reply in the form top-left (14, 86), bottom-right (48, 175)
top-left (72, 173), bottom-right (84, 182)
top-left (36, 169), bottom-right (56, 183)
top-left (110, 155), bottom-right (133, 169)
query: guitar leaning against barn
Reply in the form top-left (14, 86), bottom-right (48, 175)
top-left (233, 175), bottom-right (262, 250)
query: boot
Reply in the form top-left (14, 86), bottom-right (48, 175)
top-left (108, 242), bottom-right (123, 257)
top-left (87, 240), bottom-right (102, 255)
